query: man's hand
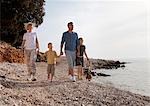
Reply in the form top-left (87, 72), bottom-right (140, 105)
top-left (77, 52), bottom-right (80, 57)
top-left (60, 51), bottom-right (63, 55)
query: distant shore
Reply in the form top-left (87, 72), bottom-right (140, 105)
top-left (0, 57), bottom-right (150, 106)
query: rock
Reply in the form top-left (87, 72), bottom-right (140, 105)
top-left (0, 42), bottom-right (24, 63)
top-left (0, 75), bottom-right (6, 79)
top-left (90, 59), bottom-right (126, 70)
top-left (97, 73), bottom-right (111, 77)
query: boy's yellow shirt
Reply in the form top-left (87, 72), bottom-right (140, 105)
top-left (45, 50), bottom-right (58, 64)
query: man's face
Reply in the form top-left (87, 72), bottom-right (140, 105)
top-left (68, 24), bottom-right (73, 31)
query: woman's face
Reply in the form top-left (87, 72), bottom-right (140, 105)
top-left (27, 24), bottom-right (33, 31)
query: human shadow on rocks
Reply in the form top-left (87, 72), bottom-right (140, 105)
top-left (0, 77), bottom-right (69, 89)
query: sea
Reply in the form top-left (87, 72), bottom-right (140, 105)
top-left (92, 58), bottom-right (150, 97)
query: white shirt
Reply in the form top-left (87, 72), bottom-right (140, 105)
top-left (23, 32), bottom-right (37, 50)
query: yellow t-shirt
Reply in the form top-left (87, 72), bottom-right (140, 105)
top-left (45, 50), bottom-right (58, 64)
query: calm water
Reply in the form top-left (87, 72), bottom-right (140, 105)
top-left (92, 59), bottom-right (150, 96)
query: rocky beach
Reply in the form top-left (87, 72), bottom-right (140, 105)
top-left (0, 42), bottom-right (150, 106)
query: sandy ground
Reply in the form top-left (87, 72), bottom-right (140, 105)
top-left (0, 57), bottom-right (150, 106)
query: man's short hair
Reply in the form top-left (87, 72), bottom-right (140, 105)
top-left (48, 42), bottom-right (52, 45)
top-left (67, 22), bottom-right (73, 26)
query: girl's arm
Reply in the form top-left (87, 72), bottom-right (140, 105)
top-left (84, 50), bottom-right (89, 60)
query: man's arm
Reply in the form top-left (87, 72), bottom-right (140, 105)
top-left (76, 34), bottom-right (80, 57)
top-left (60, 33), bottom-right (65, 55)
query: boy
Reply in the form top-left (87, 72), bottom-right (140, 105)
top-left (45, 43), bottom-right (60, 82)
top-left (76, 37), bottom-right (89, 80)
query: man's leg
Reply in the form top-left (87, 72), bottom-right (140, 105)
top-left (65, 51), bottom-right (73, 76)
top-left (71, 51), bottom-right (76, 81)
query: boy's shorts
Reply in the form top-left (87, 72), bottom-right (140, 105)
top-left (47, 64), bottom-right (55, 76)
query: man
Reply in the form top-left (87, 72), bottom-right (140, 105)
top-left (21, 22), bottom-right (39, 81)
top-left (60, 22), bottom-right (78, 82)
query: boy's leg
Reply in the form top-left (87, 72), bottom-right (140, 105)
top-left (47, 64), bottom-right (50, 80)
top-left (51, 65), bottom-right (55, 82)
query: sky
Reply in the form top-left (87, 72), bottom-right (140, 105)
top-left (36, 0), bottom-right (150, 60)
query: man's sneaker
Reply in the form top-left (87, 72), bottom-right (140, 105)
top-left (32, 78), bottom-right (36, 81)
top-left (69, 75), bottom-right (73, 81)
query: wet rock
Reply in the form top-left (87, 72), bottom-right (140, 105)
top-left (90, 59), bottom-right (126, 70)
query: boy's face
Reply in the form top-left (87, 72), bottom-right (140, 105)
top-left (48, 44), bottom-right (52, 49)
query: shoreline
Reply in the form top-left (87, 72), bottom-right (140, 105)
top-left (0, 58), bottom-right (150, 106)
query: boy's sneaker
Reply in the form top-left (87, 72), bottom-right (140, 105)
top-left (31, 75), bottom-right (36, 81)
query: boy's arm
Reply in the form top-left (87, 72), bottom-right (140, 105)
top-left (44, 51), bottom-right (47, 57)
top-left (54, 51), bottom-right (60, 58)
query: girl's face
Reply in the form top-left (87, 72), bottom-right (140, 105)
top-left (79, 39), bottom-right (83, 45)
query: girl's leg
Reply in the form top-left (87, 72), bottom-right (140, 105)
top-left (78, 66), bottom-right (82, 80)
